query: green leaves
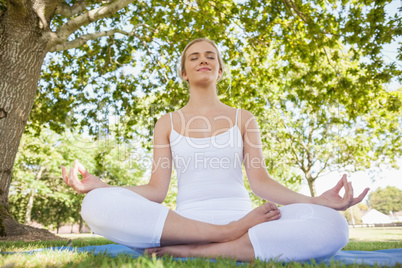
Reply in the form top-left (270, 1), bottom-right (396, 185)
top-left (368, 186), bottom-right (402, 214)
top-left (9, 128), bottom-right (149, 229)
top-left (16, 0), bottom-right (401, 198)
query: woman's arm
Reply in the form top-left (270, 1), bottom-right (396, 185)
top-left (62, 114), bottom-right (173, 204)
top-left (125, 113), bottom-right (173, 203)
top-left (241, 110), bottom-right (369, 210)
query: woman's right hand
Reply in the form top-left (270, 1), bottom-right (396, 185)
top-left (61, 160), bottom-right (110, 194)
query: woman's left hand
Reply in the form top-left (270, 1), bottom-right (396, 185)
top-left (314, 174), bottom-right (370, 211)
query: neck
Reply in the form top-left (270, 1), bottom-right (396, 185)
top-left (186, 84), bottom-right (221, 112)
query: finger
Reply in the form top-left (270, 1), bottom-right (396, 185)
top-left (61, 166), bottom-right (68, 184)
top-left (338, 179), bottom-right (352, 209)
top-left (344, 181), bottom-right (353, 202)
top-left (69, 167), bottom-right (76, 187)
top-left (341, 176), bottom-right (349, 198)
top-left (73, 160), bottom-right (81, 180)
top-left (351, 187), bottom-right (370, 206)
top-left (348, 181), bottom-right (354, 205)
top-left (76, 161), bottom-right (88, 177)
top-left (332, 175), bottom-right (346, 193)
top-left (69, 166), bottom-right (81, 188)
top-left (349, 181), bottom-right (354, 197)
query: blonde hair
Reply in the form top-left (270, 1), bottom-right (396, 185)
top-left (177, 38), bottom-right (226, 84)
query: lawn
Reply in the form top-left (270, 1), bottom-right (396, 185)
top-left (348, 227), bottom-right (402, 242)
top-left (0, 228), bottom-right (401, 268)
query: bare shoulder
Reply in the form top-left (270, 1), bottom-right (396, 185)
top-left (238, 109), bottom-right (257, 133)
top-left (239, 109), bottom-right (255, 120)
top-left (154, 113), bottom-right (172, 142)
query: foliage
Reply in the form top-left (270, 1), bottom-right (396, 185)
top-left (368, 186), bottom-right (402, 214)
top-left (34, 0), bottom-right (401, 195)
top-left (2, 0), bottom-right (401, 205)
top-left (30, 0), bottom-right (401, 137)
top-left (226, 41), bottom-right (402, 195)
top-left (9, 128), bottom-right (148, 231)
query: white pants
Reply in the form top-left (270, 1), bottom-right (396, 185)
top-left (81, 187), bottom-right (169, 249)
top-left (81, 187), bottom-right (348, 261)
top-left (248, 203), bottom-right (349, 262)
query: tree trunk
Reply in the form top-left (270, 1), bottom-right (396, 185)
top-left (307, 179), bottom-right (316, 197)
top-left (25, 188), bottom-right (35, 225)
top-left (25, 166), bottom-right (45, 224)
top-left (79, 216), bottom-right (83, 234)
top-left (305, 169), bottom-right (316, 197)
top-left (0, 4), bottom-right (52, 238)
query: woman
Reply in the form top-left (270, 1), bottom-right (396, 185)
top-left (62, 38), bottom-right (369, 262)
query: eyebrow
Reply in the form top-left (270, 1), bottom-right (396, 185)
top-left (187, 51), bottom-right (216, 58)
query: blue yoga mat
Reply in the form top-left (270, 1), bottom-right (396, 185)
top-left (2, 244), bottom-right (402, 266)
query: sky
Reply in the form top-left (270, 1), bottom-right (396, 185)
top-left (383, 0), bottom-right (402, 91)
top-left (298, 158), bottom-right (402, 202)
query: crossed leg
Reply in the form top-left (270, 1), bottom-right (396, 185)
top-left (81, 187), bottom-right (280, 249)
top-left (160, 202), bottom-right (280, 246)
top-left (147, 204), bottom-right (350, 262)
top-left (147, 232), bottom-right (255, 262)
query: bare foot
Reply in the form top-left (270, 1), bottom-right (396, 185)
top-left (159, 202), bottom-right (280, 247)
top-left (146, 232), bottom-right (255, 261)
top-left (224, 202), bottom-right (280, 241)
top-left (145, 245), bottom-right (192, 258)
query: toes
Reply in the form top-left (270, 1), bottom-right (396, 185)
top-left (143, 248), bottom-right (154, 255)
top-left (262, 203), bottom-right (272, 213)
top-left (144, 247), bottom-right (163, 256)
top-left (266, 209), bottom-right (281, 220)
top-left (261, 202), bottom-right (278, 214)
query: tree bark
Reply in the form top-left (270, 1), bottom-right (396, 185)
top-left (0, 0), bottom-right (136, 239)
top-left (79, 216), bottom-right (83, 233)
top-left (0, 3), bottom-right (49, 237)
top-left (307, 179), bottom-right (316, 197)
top-left (305, 169), bottom-right (316, 197)
top-left (24, 188), bottom-right (35, 225)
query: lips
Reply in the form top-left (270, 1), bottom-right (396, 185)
top-left (197, 67), bottom-right (211, 71)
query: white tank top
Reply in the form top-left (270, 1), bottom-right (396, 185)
top-left (169, 109), bottom-right (253, 224)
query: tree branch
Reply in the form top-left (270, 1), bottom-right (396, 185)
top-left (48, 24), bottom-right (150, 52)
top-left (55, 0), bottom-right (87, 17)
top-left (56, 0), bottom-right (135, 40)
top-left (32, 0), bottom-right (64, 29)
top-left (315, 158), bottom-right (330, 178)
top-left (281, 0), bottom-right (308, 24)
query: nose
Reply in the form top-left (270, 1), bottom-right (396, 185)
top-left (200, 59), bottom-right (208, 65)
top-left (200, 55), bottom-right (208, 65)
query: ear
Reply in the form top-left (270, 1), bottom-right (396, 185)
top-left (218, 69), bottom-right (223, 79)
top-left (182, 71), bottom-right (188, 81)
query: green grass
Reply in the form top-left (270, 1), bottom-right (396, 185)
top-left (0, 231), bottom-right (401, 268)
top-left (349, 227), bottom-right (402, 242)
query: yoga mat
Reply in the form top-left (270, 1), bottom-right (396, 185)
top-left (2, 244), bottom-right (402, 266)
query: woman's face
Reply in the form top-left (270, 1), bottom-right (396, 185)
top-left (182, 41), bottom-right (222, 86)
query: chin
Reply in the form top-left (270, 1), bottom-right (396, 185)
top-left (193, 79), bottom-right (216, 87)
